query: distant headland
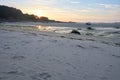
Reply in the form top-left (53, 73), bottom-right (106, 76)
top-left (0, 5), bottom-right (74, 23)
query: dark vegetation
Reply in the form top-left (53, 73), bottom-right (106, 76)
top-left (0, 5), bottom-right (60, 22)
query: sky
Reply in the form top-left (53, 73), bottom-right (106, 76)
top-left (0, 0), bottom-right (120, 22)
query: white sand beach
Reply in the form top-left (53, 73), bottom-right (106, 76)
top-left (0, 24), bottom-right (120, 80)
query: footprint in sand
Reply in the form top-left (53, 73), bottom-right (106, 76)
top-left (11, 55), bottom-right (25, 60)
top-left (30, 33), bottom-right (38, 36)
top-left (0, 77), bottom-right (3, 80)
top-left (90, 45), bottom-right (99, 49)
top-left (100, 76), bottom-right (108, 80)
top-left (49, 40), bottom-right (57, 43)
top-left (3, 46), bottom-right (11, 50)
top-left (112, 54), bottom-right (120, 58)
top-left (0, 76), bottom-right (7, 80)
top-left (38, 40), bottom-right (42, 42)
top-left (1, 70), bottom-right (25, 79)
top-left (6, 71), bottom-right (24, 76)
top-left (76, 45), bottom-right (85, 49)
top-left (30, 72), bottom-right (51, 80)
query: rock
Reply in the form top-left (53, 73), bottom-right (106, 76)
top-left (86, 33), bottom-right (93, 35)
top-left (86, 22), bottom-right (91, 25)
top-left (112, 31), bottom-right (120, 34)
top-left (115, 27), bottom-right (120, 29)
top-left (87, 27), bottom-right (94, 30)
top-left (115, 43), bottom-right (120, 47)
top-left (70, 30), bottom-right (81, 35)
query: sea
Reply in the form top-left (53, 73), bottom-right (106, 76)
top-left (0, 22), bottom-right (120, 38)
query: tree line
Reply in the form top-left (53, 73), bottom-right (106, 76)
top-left (0, 5), bottom-right (57, 22)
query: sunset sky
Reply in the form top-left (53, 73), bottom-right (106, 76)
top-left (0, 0), bottom-right (120, 22)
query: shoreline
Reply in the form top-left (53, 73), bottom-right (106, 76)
top-left (0, 25), bottom-right (120, 47)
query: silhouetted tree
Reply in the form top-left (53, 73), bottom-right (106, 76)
top-left (0, 5), bottom-right (52, 22)
top-left (0, 5), bottom-right (24, 20)
top-left (39, 16), bottom-right (49, 22)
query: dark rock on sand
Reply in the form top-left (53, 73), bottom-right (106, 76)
top-left (115, 43), bottom-right (120, 47)
top-left (115, 26), bottom-right (120, 29)
top-left (87, 27), bottom-right (94, 30)
top-left (70, 30), bottom-right (81, 35)
top-left (86, 22), bottom-right (91, 25)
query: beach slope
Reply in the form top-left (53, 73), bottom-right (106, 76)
top-left (0, 28), bottom-right (120, 80)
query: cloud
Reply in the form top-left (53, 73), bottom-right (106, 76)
top-left (70, 1), bottom-right (80, 4)
top-left (98, 3), bottom-right (120, 16)
top-left (99, 4), bottom-right (120, 9)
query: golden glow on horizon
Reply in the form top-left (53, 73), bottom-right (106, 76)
top-left (34, 10), bottom-right (43, 17)
top-left (22, 8), bottom-right (120, 22)
top-left (1, 0), bottom-right (120, 22)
